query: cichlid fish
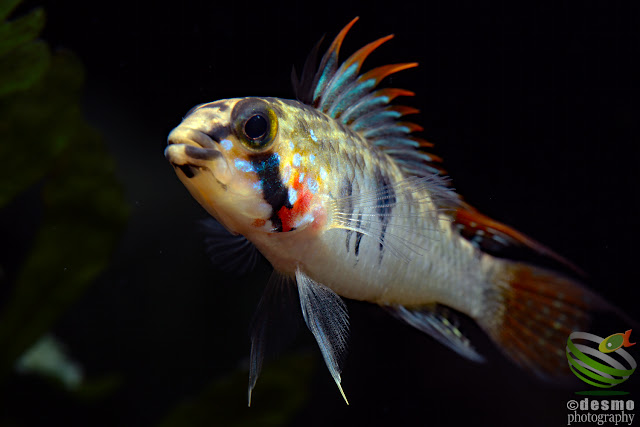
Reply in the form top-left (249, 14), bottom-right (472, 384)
top-left (165, 17), bottom-right (628, 405)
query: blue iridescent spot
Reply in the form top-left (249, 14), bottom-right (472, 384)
top-left (308, 178), bottom-right (319, 194)
top-left (288, 188), bottom-right (298, 205)
top-left (320, 168), bottom-right (328, 180)
top-left (234, 159), bottom-right (254, 172)
top-left (293, 153), bottom-right (302, 167)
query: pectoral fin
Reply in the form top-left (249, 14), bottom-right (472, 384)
top-left (200, 218), bottom-right (261, 275)
top-left (295, 268), bottom-right (350, 404)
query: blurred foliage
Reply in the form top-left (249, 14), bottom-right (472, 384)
top-left (0, 0), bottom-right (128, 390)
top-left (0, 1), bottom-right (314, 425)
top-left (160, 352), bottom-right (315, 427)
top-left (13, 333), bottom-right (123, 399)
top-left (0, 5), bottom-right (47, 95)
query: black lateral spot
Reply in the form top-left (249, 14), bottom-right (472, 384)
top-left (374, 168), bottom-right (396, 262)
top-left (250, 152), bottom-right (291, 232)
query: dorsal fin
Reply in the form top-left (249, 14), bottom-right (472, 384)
top-left (292, 17), bottom-right (442, 178)
top-left (292, 20), bottom-right (587, 276)
top-left (453, 205), bottom-right (586, 276)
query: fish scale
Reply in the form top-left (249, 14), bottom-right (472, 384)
top-left (164, 17), bottom-right (633, 405)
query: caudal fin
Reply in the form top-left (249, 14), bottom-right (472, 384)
top-left (478, 262), bottom-right (622, 380)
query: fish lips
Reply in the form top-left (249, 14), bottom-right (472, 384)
top-left (165, 127), bottom-right (231, 183)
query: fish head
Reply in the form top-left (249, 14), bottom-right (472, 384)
top-left (166, 97), bottom-right (330, 235)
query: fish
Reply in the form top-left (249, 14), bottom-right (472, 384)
top-left (164, 17), bottom-right (630, 405)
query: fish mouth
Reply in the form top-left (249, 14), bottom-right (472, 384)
top-left (165, 128), bottom-right (230, 182)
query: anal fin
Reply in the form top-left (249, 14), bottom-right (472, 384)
top-left (386, 304), bottom-right (485, 363)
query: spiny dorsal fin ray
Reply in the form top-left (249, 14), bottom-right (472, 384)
top-left (310, 17), bottom-right (359, 106)
top-left (292, 18), bottom-right (444, 180)
top-left (292, 35), bottom-right (325, 104)
top-left (342, 88), bottom-right (415, 125)
top-left (320, 34), bottom-right (394, 114)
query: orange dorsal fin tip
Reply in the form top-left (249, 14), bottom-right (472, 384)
top-left (342, 34), bottom-right (395, 72)
top-left (382, 88), bottom-right (415, 99)
top-left (359, 63), bottom-right (419, 85)
top-left (337, 17), bottom-right (359, 44)
top-left (391, 105), bottom-right (420, 116)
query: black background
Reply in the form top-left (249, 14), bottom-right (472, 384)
top-left (4, 1), bottom-right (640, 426)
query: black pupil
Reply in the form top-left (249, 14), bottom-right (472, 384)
top-left (244, 114), bottom-right (268, 140)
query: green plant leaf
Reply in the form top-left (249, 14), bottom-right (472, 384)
top-left (0, 51), bottom-right (129, 382)
top-left (0, 7), bottom-right (45, 56)
top-left (0, 0), bottom-right (21, 21)
top-left (0, 49), bottom-right (76, 208)
top-left (0, 38), bottom-right (50, 96)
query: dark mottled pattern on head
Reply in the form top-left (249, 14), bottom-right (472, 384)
top-left (176, 164), bottom-right (196, 178)
top-left (184, 145), bottom-right (222, 161)
top-left (205, 125), bottom-right (231, 144)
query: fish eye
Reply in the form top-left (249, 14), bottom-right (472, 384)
top-left (244, 114), bottom-right (268, 140)
top-left (232, 98), bottom-right (278, 151)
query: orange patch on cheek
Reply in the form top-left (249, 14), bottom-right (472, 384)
top-left (252, 218), bottom-right (266, 228)
top-left (277, 172), bottom-right (315, 232)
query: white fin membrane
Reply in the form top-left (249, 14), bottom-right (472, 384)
top-left (329, 176), bottom-right (459, 262)
top-left (295, 267), bottom-right (350, 404)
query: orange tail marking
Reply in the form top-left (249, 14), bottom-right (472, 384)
top-left (481, 263), bottom-right (607, 380)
